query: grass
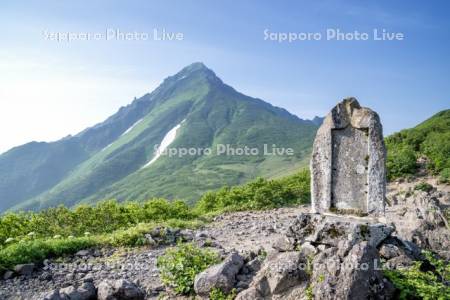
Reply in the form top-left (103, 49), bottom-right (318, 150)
top-left (0, 219), bottom-right (203, 271)
top-left (0, 170), bottom-right (310, 271)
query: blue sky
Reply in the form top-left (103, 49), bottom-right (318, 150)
top-left (0, 0), bottom-right (449, 153)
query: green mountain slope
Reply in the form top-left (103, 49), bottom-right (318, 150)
top-left (0, 79), bottom-right (166, 212)
top-left (386, 109), bottom-right (450, 180)
top-left (2, 63), bottom-right (320, 211)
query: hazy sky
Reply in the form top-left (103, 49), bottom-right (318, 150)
top-left (1, 0), bottom-right (449, 154)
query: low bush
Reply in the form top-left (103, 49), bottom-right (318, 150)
top-left (439, 168), bottom-right (450, 184)
top-left (386, 144), bottom-right (417, 180)
top-left (0, 237), bottom-right (97, 271)
top-left (209, 288), bottom-right (237, 300)
top-left (383, 251), bottom-right (450, 299)
top-left (195, 169), bottom-right (310, 214)
top-left (414, 182), bottom-right (434, 193)
top-left (0, 199), bottom-right (198, 246)
top-left (385, 109), bottom-right (450, 180)
top-left (157, 243), bottom-right (220, 295)
top-left (0, 170), bottom-right (310, 271)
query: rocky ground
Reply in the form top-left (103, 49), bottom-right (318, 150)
top-left (0, 177), bottom-right (448, 299)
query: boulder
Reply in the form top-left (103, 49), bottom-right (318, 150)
top-left (264, 251), bottom-right (308, 295)
top-left (236, 251), bottom-right (308, 299)
top-left (300, 241), bottom-right (394, 300)
top-left (272, 236), bottom-right (296, 252)
top-left (97, 279), bottom-right (145, 300)
top-left (194, 252), bottom-right (244, 296)
top-left (379, 243), bottom-right (401, 260)
top-left (3, 270), bottom-right (14, 280)
top-left (14, 263), bottom-right (34, 276)
top-left (333, 242), bottom-right (394, 299)
top-left (43, 282), bottom-right (96, 300)
top-left (77, 282), bottom-right (96, 299)
top-left (42, 289), bottom-right (62, 300)
top-left (75, 249), bottom-right (92, 257)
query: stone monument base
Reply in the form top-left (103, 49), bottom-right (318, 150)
top-left (274, 213), bottom-right (394, 252)
top-left (237, 213), bottom-right (408, 300)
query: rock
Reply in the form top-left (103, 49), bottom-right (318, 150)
top-left (44, 282), bottom-right (96, 300)
top-left (236, 251), bottom-right (308, 299)
top-left (42, 289), bottom-right (62, 300)
top-left (311, 98), bottom-right (386, 215)
top-left (367, 223), bottom-right (394, 247)
top-left (59, 286), bottom-right (83, 299)
top-left (235, 286), bottom-right (263, 300)
top-left (14, 263), bottom-right (34, 276)
top-left (144, 234), bottom-right (157, 247)
top-left (386, 185), bottom-right (450, 259)
top-left (75, 250), bottom-right (92, 257)
top-left (97, 279), bottom-right (145, 300)
top-left (39, 271), bottom-right (53, 281)
top-left (194, 252), bottom-right (244, 296)
top-left (3, 270), bottom-right (14, 280)
top-left (312, 241), bottom-right (394, 300)
top-left (77, 282), bottom-right (97, 300)
top-left (195, 231), bottom-right (209, 239)
top-left (298, 242), bottom-right (318, 257)
top-left (264, 252), bottom-right (307, 295)
top-left (59, 282), bottom-right (96, 300)
top-left (246, 258), bottom-right (262, 273)
top-left (286, 213), bottom-right (394, 249)
top-left (384, 255), bottom-right (415, 269)
top-left (179, 229), bottom-right (195, 241)
top-left (272, 236), bottom-right (296, 252)
top-left (83, 273), bottom-right (94, 283)
top-left (379, 244), bottom-right (401, 260)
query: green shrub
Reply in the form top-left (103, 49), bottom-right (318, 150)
top-left (385, 109), bottom-right (450, 180)
top-left (384, 251), bottom-right (450, 299)
top-left (414, 182), bottom-right (434, 193)
top-left (157, 243), bottom-right (220, 295)
top-left (195, 170), bottom-right (310, 214)
top-left (0, 199), bottom-right (198, 246)
top-left (439, 168), bottom-right (450, 183)
top-left (386, 144), bottom-right (417, 180)
top-left (209, 288), bottom-right (237, 300)
top-left (0, 170), bottom-right (311, 269)
top-left (0, 237), bottom-right (97, 271)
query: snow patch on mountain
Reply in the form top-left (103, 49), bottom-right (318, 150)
top-left (142, 120), bottom-right (185, 168)
top-left (121, 118), bottom-right (144, 136)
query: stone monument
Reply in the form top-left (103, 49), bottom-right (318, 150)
top-left (311, 97), bottom-right (386, 215)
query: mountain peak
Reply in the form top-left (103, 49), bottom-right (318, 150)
top-left (175, 62), bottom-right (220, 82)
top-left (184, 62), bottom-right (209, 71)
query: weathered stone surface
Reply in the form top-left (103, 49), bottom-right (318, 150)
top-left (194, 252), bottom-right (244, 296)
top-left (312, 241), bottom-right (395, 299)
top-left (235, 251), bottom-right (308, 300)
top-left (97, 279), bottom-right (145, 300)
top-left (14, 263), bottom-right (35, 276)
top-left (386, 187), bottom-right (450, 259)
top-left (75, 249), bottom-right (92, 257)
top-left (60, 283), bottom-right (96, 300)
top-left (284, 213), bottom-right (394, 249)
top-left (311, 98), bottom-right (386, 215)
top-left (3, 270), bottom-right (14, 280)
top-left (44, 282), bottom-right (96, 300)
top-left (42, 289), bottom-right (62, 300)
